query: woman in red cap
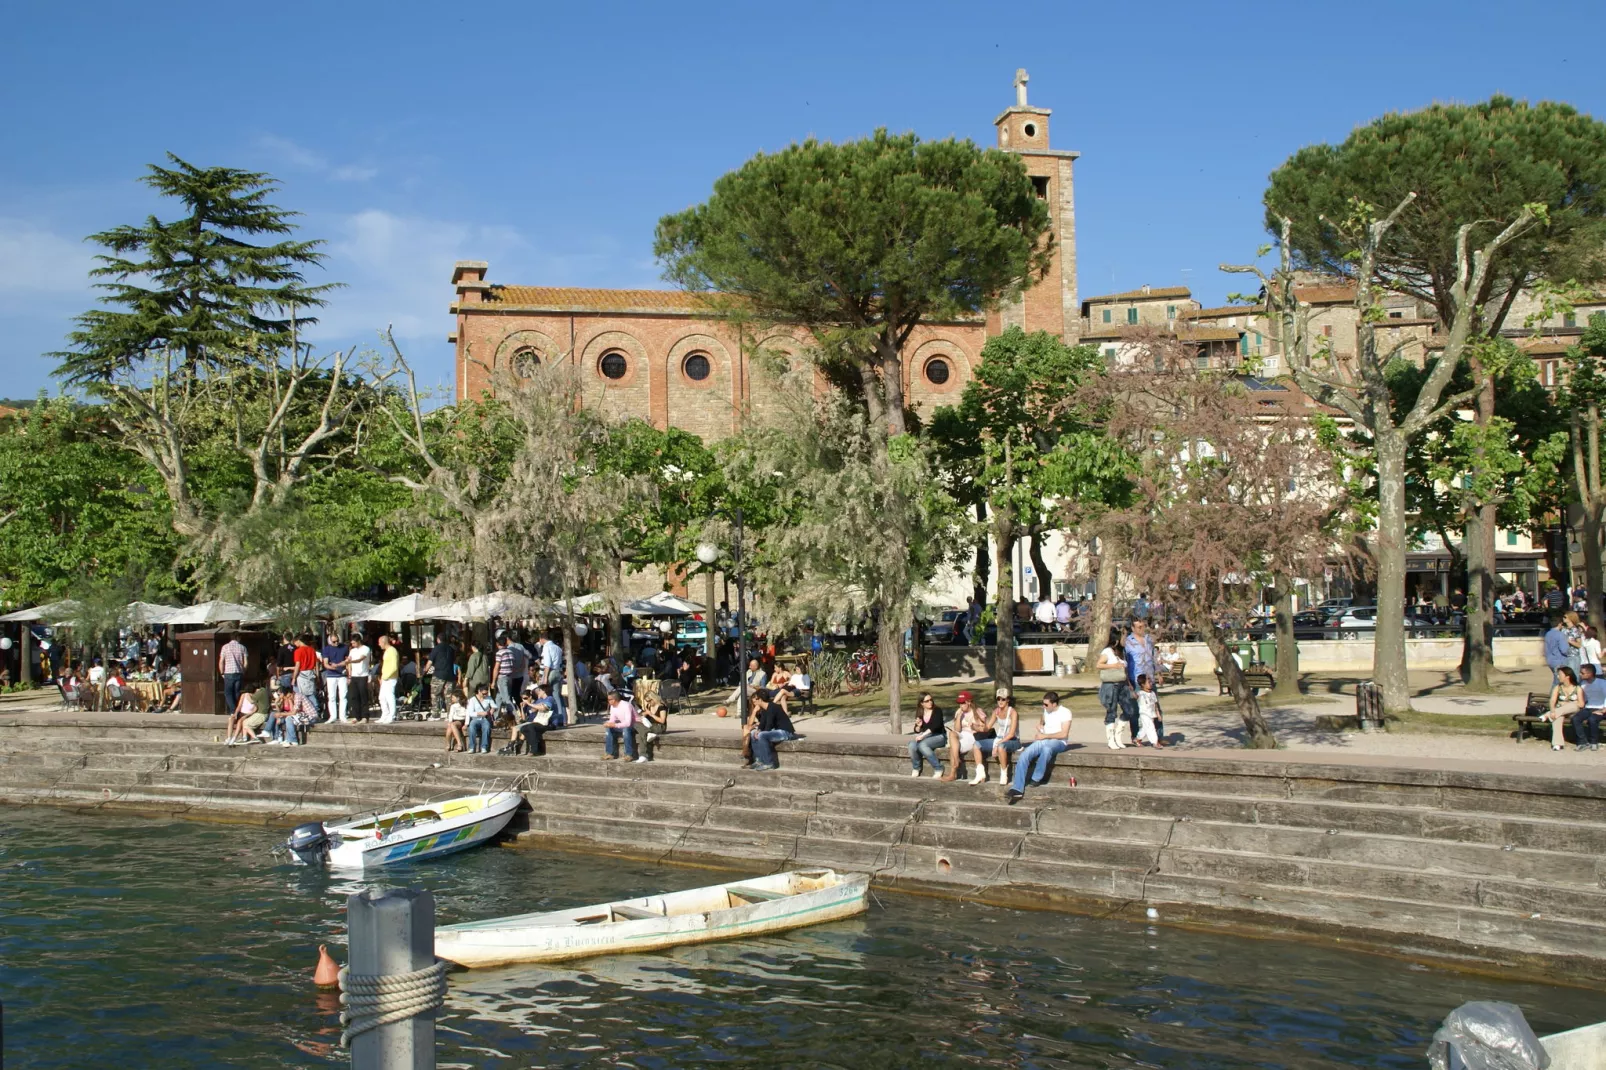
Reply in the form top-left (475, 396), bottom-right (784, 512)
top-left (941, 690), bottom-right (987, 782)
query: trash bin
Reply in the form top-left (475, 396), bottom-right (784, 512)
top-left (1356, 680), bottom-right (1383, 733)
top-left (1255, 639), bottom-right (1276, 667)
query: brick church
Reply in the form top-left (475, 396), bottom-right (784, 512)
top-left (448, 71), bottom-right (1080, 439)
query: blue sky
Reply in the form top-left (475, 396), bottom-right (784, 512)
top-left (3, 0), bottom-right (1601, 400)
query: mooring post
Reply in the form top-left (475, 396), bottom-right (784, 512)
top-left (346, 888), bottom-right (438, 1070)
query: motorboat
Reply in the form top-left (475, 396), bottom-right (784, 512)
top-left (283, 791), bottom-right (523, 870)
top-left (435, 868), bottom-right (869, 968)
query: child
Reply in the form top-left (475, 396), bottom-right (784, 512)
top-left (1136, 673), bottom-right (1161, 747)
top-left (445, 690), bottom-right (469, 752)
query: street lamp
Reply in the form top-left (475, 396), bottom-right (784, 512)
top-left (697, 507), bottom-right (749, 719)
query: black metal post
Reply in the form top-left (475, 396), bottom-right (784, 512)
top-left (735, 506), bottom-right (749, 722)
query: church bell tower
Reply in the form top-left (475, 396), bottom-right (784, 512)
top-left (991, 69), bottom-right (1080, 342)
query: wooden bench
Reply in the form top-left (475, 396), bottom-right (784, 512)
top-left (1513, 691), bottom-right (1559, 744)
top-left (1161, 660), bottom-right (1187, 687)
top-left (1216, 666), bottom-right (1274, 695)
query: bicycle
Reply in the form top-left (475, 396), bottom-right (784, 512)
top-left (846, 648), bottom-right (880, 692)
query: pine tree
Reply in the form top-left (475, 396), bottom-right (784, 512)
top-left (55, 153), bottom-right (335, 387)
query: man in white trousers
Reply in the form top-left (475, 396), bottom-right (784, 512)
top-left (377, 633), bottom-right (400, 723)
top-left (320, 631), bottom-right (349, 723)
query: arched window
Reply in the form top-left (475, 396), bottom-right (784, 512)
top-left (924, 357), bottom-right (951, 385)
top-left (599, 351), bottom-right (629, 380)
top-left (682, 352), bottom-right (712, 381)
top-left (511, 347), bottom-right (540, 377)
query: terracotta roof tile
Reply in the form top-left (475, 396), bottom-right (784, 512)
top-left (484, 286), bottom-right (726, 314)
top-left (1184, 304), bottom-right (1265, 320)
top-left (1294, 283), bottom-right (1358, 304)
top-left (1081, 285), bottom-right (1193, 305)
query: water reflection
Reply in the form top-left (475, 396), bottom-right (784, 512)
top-left (1, 812), bottom-right (1600, 1069)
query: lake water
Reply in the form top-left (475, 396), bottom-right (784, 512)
top-left (0, 810), bottom-right (1598, 1068)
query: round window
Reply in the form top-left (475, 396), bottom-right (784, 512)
top-left (925, 357), bottom-right (951, 385)
top-left (1023, 122), bottom-right (1037, 138)
top-left (599, 352), bottom-right (629, 380)
top-left (683, 353), bottom-right (711, 381)
top-left (511, 346), bottom-right (540, 377)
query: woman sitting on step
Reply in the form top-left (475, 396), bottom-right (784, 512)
top-left (975, 690), bottom-right (1020, 786)
top-left (444, 690), bottom-right (469, 752)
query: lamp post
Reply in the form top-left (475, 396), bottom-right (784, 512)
top-left (696, 506), bottom-right (748, 720)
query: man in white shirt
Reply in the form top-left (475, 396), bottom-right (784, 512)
top-left (346, 636), bottom-right (373, 722)
top-left (1005, 692), bottom-right (1073, 805)
top-left (539, 631), bottom-right (566, 727)
top-left (1034, 598), bottom-right (1056, 630)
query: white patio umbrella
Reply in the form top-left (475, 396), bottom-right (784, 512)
top-left (557, 592), bottom-right (613, 614)
top-left (432, 591), bottom-right (552, 623)
top-left (628, 592), bottom-right (705, 617)
top-left (0, 599), bottom-right (80, 624)
top-left (124, 601), bottom-right (182, 625)
top-left (347, 593), bottom-right (446, 623)
top-left (163, 600), bottom-right (270, 626)
top-left (300, 596), bottom-right (376, 620)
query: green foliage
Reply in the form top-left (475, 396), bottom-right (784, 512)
top-left (932, 327), bottom-right (1132, 539)
top-left (0, 399), bottom-right (183, 606)
top-left (1391, 346), bottom-right (1565, 547)
top-left (655, 131), bottom-right (1052, 404)
top-left (594, 421), bottom-right (725, 575)
top-left (54, 154), bottom-right (336, 387)
top-left (1266, 96), bottom-right (1606, 326)
top-left (723, 393), bottom-right (968, 631)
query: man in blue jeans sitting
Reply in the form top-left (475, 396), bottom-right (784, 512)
top-left (1005, 692), bottom-right (1073, 805)
top-left (749, 689), bottom-right (800, 771)
top-left (1576, 664), bottom-right (1604, 752)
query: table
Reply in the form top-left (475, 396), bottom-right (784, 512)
top-left (128, 680), bottom-right (165, 709)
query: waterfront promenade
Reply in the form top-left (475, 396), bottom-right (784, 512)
top-left (3, 672), bottom-right (1605, 988)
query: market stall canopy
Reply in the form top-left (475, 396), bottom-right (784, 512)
top-left (432, 591), bottom-right (553, 622)
top-left (0, 599), bottom-right (81, 624)
top-left (163, 600), bottom-right (271, 626)
top-left (555, 592), bottom-right (612, 614)
top-left (295, 596), bottom-right (377, 620)
top-left (349, 593), bottom-right (446, 623)
top-left (124, 601), bottom-right (182, 625)
top-left (623, 592), bottom-right (705, 617)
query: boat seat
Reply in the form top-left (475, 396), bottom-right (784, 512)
top-left (726, 885), bottom-right (786, 903)
top-left (610, 904), bottom-right (663, 921)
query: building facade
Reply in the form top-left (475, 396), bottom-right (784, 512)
top-left (450, 70), bottom-right (1080, 440)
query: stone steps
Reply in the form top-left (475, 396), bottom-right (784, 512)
top-left (8, 716), bottom-right (1606, 976)
top-left (12, 740), bottom-right (1604, 892)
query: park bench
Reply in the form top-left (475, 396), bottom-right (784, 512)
top-left (1216, 665), bottom-right (1274, 695)
top-left (1512, 691), bottom-right (1560, 744)
top-left (1161, 660), bottom-right (1187, 687)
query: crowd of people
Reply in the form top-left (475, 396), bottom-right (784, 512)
top-left (1543, 609), bottom-right (1605, 753)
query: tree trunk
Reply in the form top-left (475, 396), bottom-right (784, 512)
top-left (972, 501), bottom-right (990, 607)
top-left (1202, 623), bottom-right (1277, 747)
top-left (1373, 433), bottom-right (1413, 714)
top-left (1269, 577), bottom-right (1300, 700)
top-left (1028, 528), bottom-right (1052, 601)
top-left (1460, 502), bottom-right (1496, 690)
top-left (1574, 406), bottom-right (1606, 637)
top-left (992, 501), bottom-right (1016, 687)
top-left (1080, 541), bottom-right (1118, 677)
top-left (880, 607), bottom-right (904, 735)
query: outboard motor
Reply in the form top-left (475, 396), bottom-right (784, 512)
top-left (286, 821), bottom-right (330, 866)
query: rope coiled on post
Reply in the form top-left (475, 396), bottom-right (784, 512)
top-left (338, 960), bottom-right (449, 1048)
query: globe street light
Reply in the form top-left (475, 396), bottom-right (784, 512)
top-left (698, 509), bottom-right (750, 719)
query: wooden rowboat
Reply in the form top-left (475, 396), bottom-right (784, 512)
top-left (435, 868), bottom-right (870, 968)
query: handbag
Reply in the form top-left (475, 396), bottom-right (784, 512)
top-left (532, 708), bottom-right (554, 726)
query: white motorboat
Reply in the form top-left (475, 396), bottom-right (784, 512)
top-left (283, 791), bottom-right (523, 870)
top-left (436, 868), bottom-right (870, 968)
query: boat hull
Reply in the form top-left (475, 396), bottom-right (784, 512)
top-left (322, 791), bottom-right (523, 871)
top-left (436, 869), bottom-right (870, 968)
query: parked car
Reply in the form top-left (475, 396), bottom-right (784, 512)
top-left (923, 609), bottom-right (968, 645)
top-left (1326, 607), bottom-right (1434, 636)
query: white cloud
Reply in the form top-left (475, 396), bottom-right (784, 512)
top-left (0, 219), bottom-right (95, 298)
top-left (256, 134), bottom-right (376, 183)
